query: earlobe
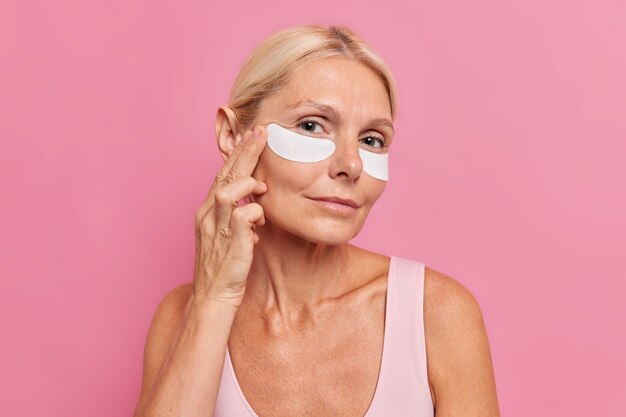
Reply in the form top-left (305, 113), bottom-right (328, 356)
top-left (215, 105), bottom-right (242, 161)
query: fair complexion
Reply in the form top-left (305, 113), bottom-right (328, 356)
top-left (213, 57), bottom-right (396, 416)
top-left (134, 56), bottom-right (500, 416)
top-left (215, 56), bottom-right (500, 415)
top-left (215, 56), bottom-right (393, 316)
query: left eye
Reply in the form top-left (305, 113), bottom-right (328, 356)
top-left (360, 136), bottom-right (385, 148)
top-left (298, 120), bottom-right (324, 134)
top-left (298, 120), bottom-right (386, 148)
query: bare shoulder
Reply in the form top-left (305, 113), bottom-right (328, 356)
top-left (151, 282), bottom-right (194, 328)
top-left (423, 266), bottom-right (483, 326)
top-left (134, 282), bottom-right (193, 415)
top-left (142, 282), bottom-right (194, 366)
top-left (423, 267), bottom-right (500, 416)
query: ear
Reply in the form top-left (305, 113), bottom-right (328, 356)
top-left (215, 105), bottom-right (245, 162)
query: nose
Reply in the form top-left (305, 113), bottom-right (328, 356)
top-left (328, 137), bottom-right (363, 180)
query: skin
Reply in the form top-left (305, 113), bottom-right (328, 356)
top-left (136, 56), bottom-right (500, 416)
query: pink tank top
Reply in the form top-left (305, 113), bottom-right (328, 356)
top-left (213, 255), bottom-right (434, 416)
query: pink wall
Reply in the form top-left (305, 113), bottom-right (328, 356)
top-left (1, 1), bottom-right (624, 416)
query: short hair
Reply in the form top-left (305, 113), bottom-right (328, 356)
top-left (227, 24), bottom-right (398, 132)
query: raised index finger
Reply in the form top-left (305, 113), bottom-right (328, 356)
top-left (225, 124), bottom-right (267, 181)
top-left (201, 125), bottom-right (267, 211)
top-left (213, 128), bottom-right (253, 184)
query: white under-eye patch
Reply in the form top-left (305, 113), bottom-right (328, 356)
top-left (265, 123), bottom-right (388, 181)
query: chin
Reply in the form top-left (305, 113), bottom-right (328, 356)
top-left (303, 231), bottom-right (354, 245)
top-left (261, 214), bottom-right (359, 245)
top-left (292, 219), bottom-right (363, 245)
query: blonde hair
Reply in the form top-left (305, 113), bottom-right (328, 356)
top-left (227, 24), bottom-right (398, 131)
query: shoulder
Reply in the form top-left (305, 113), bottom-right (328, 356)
top-left (134, 282), bottom-right (193, 414)
top-left (143, 281), bottom-right (194, 364)
top-left (422, 267), bottom-right (500, 415)
top-left (153, 282), bottom-right (193, 320)
top-left (423, 266), bottom-right (486, 375)
top-left (423, 266), bottom-right (483, 327)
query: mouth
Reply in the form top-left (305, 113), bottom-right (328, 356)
top-left (306, 196), bottom-right (360, 215)
top-left (307, 196), bottom-right (360, 208)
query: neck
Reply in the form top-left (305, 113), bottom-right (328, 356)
top-left (243, 220), bottom-right (359, 323)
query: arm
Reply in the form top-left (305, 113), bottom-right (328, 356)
top-left (133, 283), bottom-right (237, 417)
top-left (423, 268), bottom-right (501, 417)
top-left (132, 123), bottom-right (267, 416)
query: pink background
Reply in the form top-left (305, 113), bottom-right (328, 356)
top-left (1, 1), bottom-right (624, 416)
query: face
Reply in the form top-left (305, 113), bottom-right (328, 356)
top-left (235, 57), bottom-right (394, 244)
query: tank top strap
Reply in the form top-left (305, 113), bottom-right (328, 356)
top-left (387, 256), bottom-right (426, 358)
top-left (368, 255), bottom-right (434, 416)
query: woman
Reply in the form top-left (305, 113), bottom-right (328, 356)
top-left (133, 25), bottom-right (500, 417)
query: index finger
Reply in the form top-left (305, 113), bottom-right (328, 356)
top-left (203, 125), bottom-right (267, 209)
top-left (225, 124), bottom-right (267, 181)
top-left (214, 128), bottom-right (254, 183)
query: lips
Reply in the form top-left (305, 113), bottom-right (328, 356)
top-left (308, 196), bottom-right (360, 208)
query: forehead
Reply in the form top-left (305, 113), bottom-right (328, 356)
top-left (262, 57), bottom-right (392, 120)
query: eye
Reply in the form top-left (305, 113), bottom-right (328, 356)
top-left (297, 119), bottom-right (324, 134)
top-left (360, 135), bottom-right (387, 149)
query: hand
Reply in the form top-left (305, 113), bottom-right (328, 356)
top-left (191, 125), bottom-right (268, 309)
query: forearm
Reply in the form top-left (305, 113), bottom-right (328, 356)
top-left (135, 298), bottom-right (237, 417)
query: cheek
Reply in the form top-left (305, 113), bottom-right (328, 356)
top-left (365, 182), bottom-right (386, 204)
top-left (256, 148), bottom-right (322, 190)
top-left (251, 152), bottom-right (322, 225)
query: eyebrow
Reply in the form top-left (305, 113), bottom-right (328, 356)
top-left (287, 99), bottom-right (394, 133)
